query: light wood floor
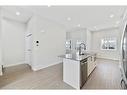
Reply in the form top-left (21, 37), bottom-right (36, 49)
top-left (0, 59), bottom-right (122, 89)
top-left (83, 59), bottom-right (121, 89)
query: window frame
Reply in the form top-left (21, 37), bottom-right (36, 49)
top-left (100, 37), bottom-right (117, 51)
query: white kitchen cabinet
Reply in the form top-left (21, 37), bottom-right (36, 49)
top-left (60, 53), bottom-right (96, 89)
top-left (66, 28), bottom-right (93, 51)
top-left (63, 58), bottom-right (81, 89)
top-left (63, 57), bottom-right (90, 89)
top-left (87, 57), bottom-right (92, 76)
top-left (87, 55), bottom-right (96, 77)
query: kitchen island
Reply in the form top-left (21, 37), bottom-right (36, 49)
top-left (59, 52), bottom-right (96, 89)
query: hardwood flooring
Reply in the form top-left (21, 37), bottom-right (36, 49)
top-left (83, 59), bottom-right (122, 89)
top-left (0, 59), bottom-right (122, 89)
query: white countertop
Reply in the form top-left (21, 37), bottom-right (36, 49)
top-left (59, 52), bottom-right (96, 61)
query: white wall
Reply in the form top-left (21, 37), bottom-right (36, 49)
top-left (0, 8), bottom-right (3, 75)
top-left (91, 28), bottom-right (122, 60)
top-left (86, 29), bottom-right (92, 51)
top-left (2, 18), bottom-right (26, 67)
top-left (27, 16), bottom-right (66, 71)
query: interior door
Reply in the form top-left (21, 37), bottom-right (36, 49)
top-left (25, 33), bottom-right (32, 66)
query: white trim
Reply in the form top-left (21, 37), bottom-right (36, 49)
top-left (3, 61), bottom-right (26, 67)
top-left (97, 57), bottom-right (119, 61)
top-left (31, 61), bottom-right (62, 71)
top-left (0, 65), bottom-right (3, 76)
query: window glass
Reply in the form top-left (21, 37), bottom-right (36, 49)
top-left (101, 37), bottom-right (117, 50)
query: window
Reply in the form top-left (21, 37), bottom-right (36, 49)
top-left (101, 37), bottom-right (117, 50)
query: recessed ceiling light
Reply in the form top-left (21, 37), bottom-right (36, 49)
top-left (41, 30), bottom-right (45, 33)
top-left (109, 14), bottom-right (114, 18)
top-left (16, 12), bottom-right (20, 16)
top-left (94, 26), bottom-right (97, 29)
top-left (67, 17), bottom-right (71, 21)
top-left (77, 24), bottom-right (81, 27)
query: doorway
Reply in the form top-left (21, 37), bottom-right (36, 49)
top-left (25, 33), bottom-right (32, 68)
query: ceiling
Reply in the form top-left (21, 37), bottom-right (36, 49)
top-left (2, 6), bottom-right (33, 23)
top-left (1, 6), bottom-right (127, 30)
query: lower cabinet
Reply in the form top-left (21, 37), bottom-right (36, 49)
top-left (62, 54), bottom-right (96, 89)
top-left (87, 55), bottom-right (96, 77)
top-left (80, 55), bottom-right (97, 88)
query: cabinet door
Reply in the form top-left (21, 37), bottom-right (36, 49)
top-left (92, 56), bottom-right (96, 69)
top-left (87, 56), bottom-right (96, 77)
top-left (91, 56), bottom-right (95, 71)
top-left (87, 57), bottom-right (92, 76)
top-left (87, 64), bottom-right (91, 77)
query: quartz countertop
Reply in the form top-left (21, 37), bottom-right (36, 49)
top-left (59, 52), bottom-right (96, 61)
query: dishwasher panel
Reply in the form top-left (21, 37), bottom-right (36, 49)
top-left (80, 59), bottom-right (87, 88)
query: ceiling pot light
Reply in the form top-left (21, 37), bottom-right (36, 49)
top-left (41, 30), bottom-right (45, 33)
top-left (94, 26), bottom-right (97, 30)
top-left (67, 17), bottom-right (71, 21)
top-left (109, 14), bottom-right (114, 18)
top-left (16, 12), bottom-right (20, 16)
top-left (77, 24), bottom-right (81, 27)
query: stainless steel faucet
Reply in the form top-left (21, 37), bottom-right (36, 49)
top-left (79, 43), bottom-right (86, 55)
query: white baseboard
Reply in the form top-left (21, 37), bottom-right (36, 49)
top-left (3, 61), bottom-right (26, 67)
top-left (97, 57), bottom-right (119, 61)
top-left (32, 61), bottom-right (62, 71)
top-left (0, 65), bottom-right (3, 76)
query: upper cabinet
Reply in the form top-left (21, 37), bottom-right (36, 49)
top-left (66, 28), bottom-right (92, 52)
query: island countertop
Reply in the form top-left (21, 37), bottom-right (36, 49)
top-left (59, 52), bottom-right (96, 61)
